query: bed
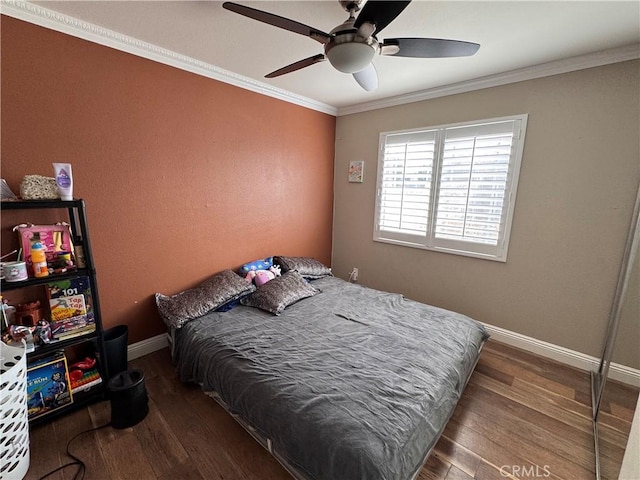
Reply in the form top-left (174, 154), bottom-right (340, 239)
top-left (160, 262), bottom-right (488, 480)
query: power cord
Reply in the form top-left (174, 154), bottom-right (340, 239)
top-left (38, 422), bottom-right (111, 480)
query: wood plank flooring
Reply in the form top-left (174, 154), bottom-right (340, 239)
top-left (25, 340), bottom-right (638, 480)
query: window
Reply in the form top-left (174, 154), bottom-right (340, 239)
top-left (374, 115), bottom-right (527, 262)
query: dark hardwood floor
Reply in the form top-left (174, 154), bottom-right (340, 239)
top-left (25, 340), bottom-right (638, 480)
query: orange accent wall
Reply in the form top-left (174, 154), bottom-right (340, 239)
top-left (1, 16), bottom-right (336, 344)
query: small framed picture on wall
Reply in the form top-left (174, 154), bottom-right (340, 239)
top-left (349, 161), bottom-right (364, 183)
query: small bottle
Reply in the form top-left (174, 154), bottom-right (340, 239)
top-left (74, 245), bottom-right (86, 268)
top-left (30, 238), bottom-right (49, 278)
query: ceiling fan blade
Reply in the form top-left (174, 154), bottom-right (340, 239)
top-left (354, 1), bottom-right (411, 36)
top-left (381, 38), bottom-right (480, 58)
top-left (222, 2), bottom-right (331, 44)
top-left (353, 63), bottom-right (378, 91)
top-left (265, 54), bottom-right (326, 78)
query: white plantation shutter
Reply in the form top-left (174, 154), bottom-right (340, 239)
top-left (375, 115), bottom-right (527, 261)
top-left (378, 130), bottom-right (436, 242)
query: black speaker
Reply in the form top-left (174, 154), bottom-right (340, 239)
top-left (107, 369), bottom-right (148, 429)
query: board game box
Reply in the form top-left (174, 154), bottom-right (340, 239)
top-left (27, 351), bottom-right (73, 420)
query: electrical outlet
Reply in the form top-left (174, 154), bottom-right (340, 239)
top-left (350, 267), bottom-right (359, 283)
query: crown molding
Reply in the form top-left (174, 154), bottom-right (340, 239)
top-left (2, 1), bottom-right (637, 119)
top-left (0, 0), bottom-right (338, 116)
top-left (337, 43), bottom-right (640, 116)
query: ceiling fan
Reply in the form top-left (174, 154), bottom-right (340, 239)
top-left (222, 0), bottom-right (480, 92)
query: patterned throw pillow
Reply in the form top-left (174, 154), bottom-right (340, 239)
top-left (240, 271), bottom-right (320, 315)
top-left (273, 256), bottom-right (332, 279)
top-left (155, 269), bottom-right (255, 329)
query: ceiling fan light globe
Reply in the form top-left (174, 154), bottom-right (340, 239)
top-left (326, 42), bottom-right (375, 73)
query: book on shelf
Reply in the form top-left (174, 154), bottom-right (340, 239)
top-left (53, 324), bottom-right (96, 341)
top-left (50, 312), bottom-right (95, 336)
top-left (27, 351), bottom-right (73, 420)
top-left (47, 276), bottom-right (92, 322)
top-left (50, 294), bottom-right (86, 322)
top-left (47, 276), bottom-right (96, 340)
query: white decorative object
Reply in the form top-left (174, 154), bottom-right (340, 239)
top-left (0, 341), bottom-right (30, 480)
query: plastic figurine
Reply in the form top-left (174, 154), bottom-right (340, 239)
top-left (35, 320), bottom-right (52, 344)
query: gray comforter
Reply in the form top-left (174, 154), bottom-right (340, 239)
top-left (174, 276), bottom-right (488, 480)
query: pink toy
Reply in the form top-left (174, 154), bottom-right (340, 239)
top-left (245, 265), bottom-right (281, 287)
top-left (254, 271), bottom-right (272, 287)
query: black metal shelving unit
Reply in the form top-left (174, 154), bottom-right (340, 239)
top-left (1, 199), bottom-right (108, 426)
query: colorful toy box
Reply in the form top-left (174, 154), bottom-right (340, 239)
top-left (27, 351), bottom-right (73, 420)
top-left (14, 223), bottom-right (74, 274)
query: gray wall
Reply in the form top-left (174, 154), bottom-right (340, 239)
top-left (332, 60), bottom-right (640, 369)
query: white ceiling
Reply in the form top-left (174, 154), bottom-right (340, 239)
top-left (26, 1), bottom-right (640, 110)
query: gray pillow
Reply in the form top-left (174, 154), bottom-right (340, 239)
top-left (274, 256), bottom-right (332, 279)
top-left (155, 269), bottom-right (255, 329)
top-left (240, 270), bottom-right (320, 315)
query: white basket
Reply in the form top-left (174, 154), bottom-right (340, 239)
top-left (0, 341), bottom-right (30, 480)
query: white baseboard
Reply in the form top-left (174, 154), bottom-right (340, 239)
top-left (482, 322), bottom-right (640, 388)
top-left (125, 327), bottom-right (640, 388)
top-left (127, 334), bottom-right (168, 361)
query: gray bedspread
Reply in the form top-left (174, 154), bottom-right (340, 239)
top-left (174, 276), bottom-right (488, 480)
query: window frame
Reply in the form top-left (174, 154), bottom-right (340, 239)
top-left (373, 114), bottom-right (528, 262)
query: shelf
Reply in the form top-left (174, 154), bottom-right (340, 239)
top-left (27, 330), bottom-right (100, 359)
top-left (1, 199), bottom-right (83, 210)
top-left (1, 268), bottom-right (92, 291)
top-left (28, 383), bottom-right (107, 428)
top-left (0, 198), bottom-right (108, 427)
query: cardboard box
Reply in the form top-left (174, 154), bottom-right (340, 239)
top-left (15, 224), bottom-right (74, 273)
top-left (27, 351), bottom-right (73, 420)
